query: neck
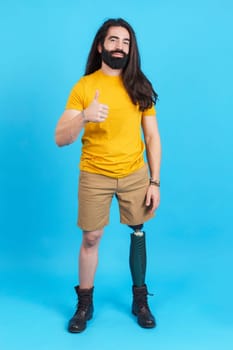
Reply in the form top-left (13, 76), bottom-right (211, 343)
top-left (101, 62), bottom-right (122, 76)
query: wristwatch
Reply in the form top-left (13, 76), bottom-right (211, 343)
top-left (149, 178), bottom-right (160, 187)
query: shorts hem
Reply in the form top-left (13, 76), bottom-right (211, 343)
top-left (120, 213), bottom-right (155, 226)
top-left (77, 221), bottom-right (108, 232)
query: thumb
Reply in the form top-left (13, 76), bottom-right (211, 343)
top-left (94, 90), bottom-right (99, 101)
top-left (146, 192), bottom-right (151, 207)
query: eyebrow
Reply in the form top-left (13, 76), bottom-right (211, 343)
top-left (108, 35), bottom-right (130, 42)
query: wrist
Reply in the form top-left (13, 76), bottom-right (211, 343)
top-left (81, 110), bottom-right (89, 123)
top-left (149, 178), bottom-right (160, 187)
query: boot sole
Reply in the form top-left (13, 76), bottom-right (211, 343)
top-left (132, 310), bottom-right (156, 328)
top-left (68, 315), bottom-right (93, 333)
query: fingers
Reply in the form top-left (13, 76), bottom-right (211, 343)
top-left (147, 198), bottom-right (156, 213)
top-left (150, 200), bottom-right (157, 213)
top-left (146, 192), bottom-right (151, 207)
top-left (97, 111), bottom-right (108, 122)
top-left (94, 89), bottom-right (100, 101)
top-left (97, 93), bottom-right (109, 122)
top-left (146, 189), bottom-right (160, 213)
top-left (87, 90), bottom-right (109, 122)
top-left (93, 90), bottom-right (109, 113)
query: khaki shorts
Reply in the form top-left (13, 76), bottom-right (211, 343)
top-left (77, 164), bottom-right (154, 231)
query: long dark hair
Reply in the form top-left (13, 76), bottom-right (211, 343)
top-left (85, 18), bottom-right (158, 111)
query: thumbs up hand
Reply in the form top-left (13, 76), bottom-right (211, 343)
top-left (83, 90), bottom-right (109, 123)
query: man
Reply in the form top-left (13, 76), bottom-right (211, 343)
top-left (55, 18), bottom-right (161, 333)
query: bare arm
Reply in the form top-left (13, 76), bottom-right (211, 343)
top-left (142, 115), bottom-right (162, 213)
top-left (55, 90), bottom-right (109, 147)
top-left (142, 115), bottom-right (161, 180)
top-left (55, 109), bottom-right (85, 147)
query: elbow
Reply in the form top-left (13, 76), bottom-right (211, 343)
top-left (55, 131), bottom-right (61, 147)
top-left (55, 139), bottom-right (64, 147)
top-left (55, 138), bottom-right (68, 148)
top-left (55, 131), bottom-right (66, 147)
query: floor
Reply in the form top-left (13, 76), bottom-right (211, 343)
top-left (1, 204), bottom-right (232, 350)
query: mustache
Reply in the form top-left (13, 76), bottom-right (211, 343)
top-left (110, 50), bottom-right (127, 57)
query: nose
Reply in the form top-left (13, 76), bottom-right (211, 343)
top-left (115, 40), bottom-right (123, 50)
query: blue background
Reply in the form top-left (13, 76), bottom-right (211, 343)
top-left (0, 0), bottom-right (233, 349)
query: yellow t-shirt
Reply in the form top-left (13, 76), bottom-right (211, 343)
top-left (66, 69), bottom-right (156, 178)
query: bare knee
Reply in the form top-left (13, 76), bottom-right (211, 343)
top-left (82, 229), bottom-right (103, 249)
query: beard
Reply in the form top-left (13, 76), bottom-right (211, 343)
top-left (101, 46), bottom-right (129, 70)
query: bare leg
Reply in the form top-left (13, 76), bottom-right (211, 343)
top-left (78, 229), bottom-right (104, 289)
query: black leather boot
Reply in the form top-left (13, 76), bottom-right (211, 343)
top-left (68, 286), bottom-right (94, 333)
top-left (132, 284), bottom-right (156, 328)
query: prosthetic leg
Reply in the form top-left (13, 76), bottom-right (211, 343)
top-left (129, 224), bottom-right (156, 328)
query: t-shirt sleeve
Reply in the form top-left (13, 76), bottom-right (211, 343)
top-left (65, 78), bottom-right (85, 110)
top-left (142, 104), bottom-right (156, 117)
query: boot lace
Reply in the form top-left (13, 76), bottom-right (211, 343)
top-left (75, 293), bottom-right (92, 316)
top-left (136, 291), bottom-right (154, 313)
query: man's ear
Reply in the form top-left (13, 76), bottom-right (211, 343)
top-left (97, 43), bottom-right (102, 53)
